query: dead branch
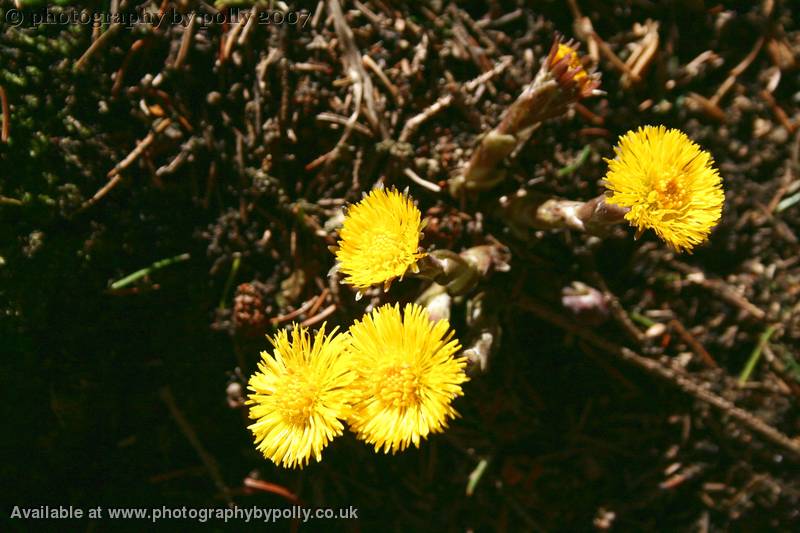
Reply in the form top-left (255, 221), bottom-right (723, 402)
top-left (518, 296), bottom-right (800, 459)
top-left (160, 387), bottom-right (234, 506)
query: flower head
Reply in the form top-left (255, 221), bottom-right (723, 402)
top-left (552, 43), bottom-right (588, 81)
top-left (545, 40), bottom-right (599, 98)
top-left (346, 303), bottom-right (468, 454)
top-left (247, 324), bottom-right (354, 468)
top-left (334, 188), bottom-right (426, 291)
top-left (604, 125), bottom-right (724, 252)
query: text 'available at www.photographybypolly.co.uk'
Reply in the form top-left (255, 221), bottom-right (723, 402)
top-left (9, 505), bottom-right (359, 523)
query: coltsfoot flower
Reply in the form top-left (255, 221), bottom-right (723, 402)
top-left (545, 40), bottom-right (599, 98)
top-left (346, 303), bottom-right (468, 454)
top-left (604, 125), bottom-right (724, 252)
top-left (247, 324), bottom-right (354, 468)
top-left (450, 38), bottom-right (600, 195)
top-left (333, 188), bottom-right (426, 292)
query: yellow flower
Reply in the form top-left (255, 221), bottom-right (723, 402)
top-left (346, 303), bottom-right (468, 454)
top-left (247, 324), bottom-right (353, 468)
top-left (546, 40), bottom-right (598, 97)
top-left (604, 125), bottom-right (724, 252)
top-left (552, 43), bottom-right (588, 83)
top-left (334, 188), bottom-right (426, 292)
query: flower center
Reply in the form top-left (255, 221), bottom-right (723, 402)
top-left (280, 378), bottom-right (318, 426)
top-left (375, 364), bottom-right (420, 409)
top-left (554, 44), bottom-right (587, 81)
top-left (371, 231), bottom-right (412, 269)
top-left (648, 172), bottom-right (688, 211)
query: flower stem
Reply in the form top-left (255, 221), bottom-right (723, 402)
top-left (449, 70), bottom-right (564, 195)
top-left (502, 192), bottom-right (628, 236)
top-left (414, 245), bottom-right (509, 296)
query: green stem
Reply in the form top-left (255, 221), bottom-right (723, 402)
top-left (738, 325), bottom-right (778, 384)
top-left (218, 253), bottom-right (242, 310)
top-left (110, 253), bottom-right (191, 290)
top-left (629, 311), bottom-right (655, 328)
top-left (466, 457), bottom-right (490, 497)
top-left (556, 145), bottom-right (591, 177)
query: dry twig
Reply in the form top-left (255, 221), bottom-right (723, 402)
top-left (518, 297), bottom-right (800, 459)
top-left (669, 260), bottom-right (766, 321)
top-left (300, 304), bottom-right (337, 327)
top-left (398, 56), bottom-right (512, 144)
top-left (669, 318), bottom-right (719, 369)
top-left (74, 23), bottom-right (122, 72)
top-left (243, 477), bottom-right (301, 505)
top-left (710, 37), bottom-right (765, 105)
top-left (160, 387), bottom-right (234, 506)
top-left (80, 118), bottom-right (173, 211)
top-left (0, 85), bottom-right (9, 142)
